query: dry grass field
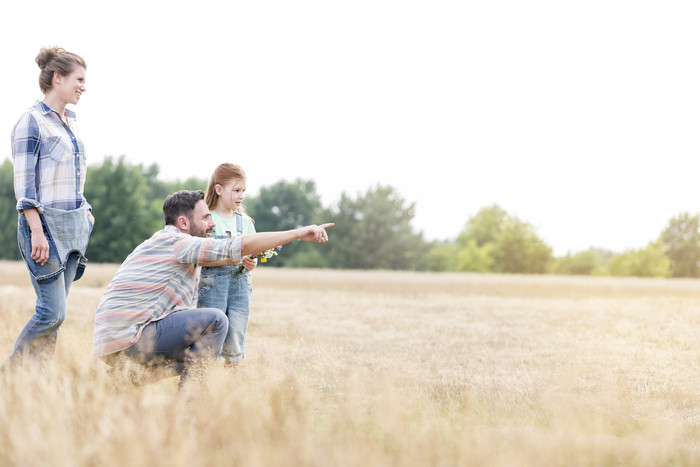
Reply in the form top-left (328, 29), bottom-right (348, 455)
top-left (0, 259), bottom-right (698, 466)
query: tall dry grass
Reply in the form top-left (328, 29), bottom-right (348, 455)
top-left (0, 260), bottom-right (698, 466)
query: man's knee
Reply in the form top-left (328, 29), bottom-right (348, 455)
top-left (199, 307), bottom-right (229, 334)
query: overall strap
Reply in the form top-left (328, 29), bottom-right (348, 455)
top-left (235, 212), bottom-right (244, 235)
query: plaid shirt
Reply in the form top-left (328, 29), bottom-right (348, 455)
top-left (12, 101), bottom-right (89, 212)
top-left (93, 225), bottom-right (243, 357)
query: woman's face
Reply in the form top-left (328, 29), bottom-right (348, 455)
top-left (216, 178), bottom-right (246, 211)
top-left (55, 66), bottom-right (86, 105)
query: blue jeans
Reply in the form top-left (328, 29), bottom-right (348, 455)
top-left (3, 251), bottom-right (81, 366)
top-left (197, 265), bottom-right (252, 363)
top-left (121, 308), bottom-right (228, 386)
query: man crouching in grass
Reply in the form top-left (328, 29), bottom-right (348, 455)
top-left (93, 190), bottom-right (333, 389)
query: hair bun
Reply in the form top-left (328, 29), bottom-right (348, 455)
top-left (35, 46), bottom-right (66, 70)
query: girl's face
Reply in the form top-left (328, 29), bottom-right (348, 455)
top-left (216, 178), bottom-right (246, 211)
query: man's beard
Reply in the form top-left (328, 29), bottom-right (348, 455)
top-left (188, 220), bottom-right (212, 238)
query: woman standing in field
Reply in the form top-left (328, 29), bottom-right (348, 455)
top-left (2, 47), bottom-right (94, 368)
top-left (198, 163), bottom-right (257, 368)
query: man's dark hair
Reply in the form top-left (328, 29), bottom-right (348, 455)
top-left (163, 190), bottom-right (205, 226)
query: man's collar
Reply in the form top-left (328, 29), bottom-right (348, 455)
top-left (164, 224), bottom-right (189, 236)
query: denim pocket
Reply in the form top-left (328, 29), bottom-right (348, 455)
top-left (197, 268), bottom-right (230, 311)
top-left (199, 268), bottom-right (230, 294)
top-left (198, 269), bottom-right (217, 294)
top-left (48, 206), bottom-right (90, 242)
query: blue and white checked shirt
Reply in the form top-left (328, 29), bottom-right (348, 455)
top-left (12, 101), bottom-right (89, 212)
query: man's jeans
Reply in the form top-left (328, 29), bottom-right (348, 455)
top-left (121, 308), bottom-right (228, 386)
top-left (4, 251), bottom-right (81, 365)
top-left (198, 265), bottom-right (252, 363)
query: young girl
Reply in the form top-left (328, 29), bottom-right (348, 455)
top-left (198, 163), bottom-right (257, 367)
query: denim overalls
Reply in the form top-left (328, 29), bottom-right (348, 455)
top-left (18, 205), bottom-right (92, 284)
top-left (6, 205), bottom-right (92, 363)
top-left (197, 212), bottom-right (252, 363)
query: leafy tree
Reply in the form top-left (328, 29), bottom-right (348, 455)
top-left (158, 174), bottom-right (209, 199)
top-left (607, 241), bottom-right (670, 277)
top-left (552, 248), bottom-right (600, 275)
top-left (248, 179), bottom-right (322, 231)
top-left (421, 240), bottom-right (459, 272)
top-left (283, 247), bottom-right (326, 269)
top-left (84, 156), bottom-right (162, 263)
top-left (0, 159), bottom-right (21, 260)
top-left (246, 179), bottom-right (323, 267)
top-left (457, 204), bottom-right (508, 248)
top-left (490, 217), bottom-right (552, 273)
top-left (324, 185), bottom-right (425, 270)
top-left (456, 205), bottom-right (552, 274)
top-left (456, 239), bottom-right (493, 272)
top-left (659, 213), bottom-right (700, 278)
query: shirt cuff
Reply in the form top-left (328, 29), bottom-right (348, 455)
top-left (16, 198), bottom-right (43, 213)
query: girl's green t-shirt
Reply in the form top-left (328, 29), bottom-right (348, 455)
top-left (210, 210), bottom-right (256, 238)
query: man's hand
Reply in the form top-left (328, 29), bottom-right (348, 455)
top-left (297, 223), bottom-right (334, 243)
top-left (240, 223), bottom-right (335, 257)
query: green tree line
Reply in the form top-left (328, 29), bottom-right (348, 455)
top-left (1, 156), bottom-right (698, 277)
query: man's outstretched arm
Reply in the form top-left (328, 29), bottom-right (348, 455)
top-left (240, 223), bottom-right (334, 257)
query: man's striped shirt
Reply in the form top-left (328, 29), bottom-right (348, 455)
top-left (93, 225), bottom-right (241, 357)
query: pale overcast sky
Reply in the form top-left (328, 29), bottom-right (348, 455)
top-left (2, 1), bottom-right (699, 256)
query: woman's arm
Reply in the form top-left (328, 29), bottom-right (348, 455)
top-left (13, 114), bottom-right (50, 265)
top-left (12, 113), bottom-right (43, 212)
top-left (23, 208), bottom-right (49, 265)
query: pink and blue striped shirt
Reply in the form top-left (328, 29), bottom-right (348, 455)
top-left (93, 225), bottom-right (242, 357)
